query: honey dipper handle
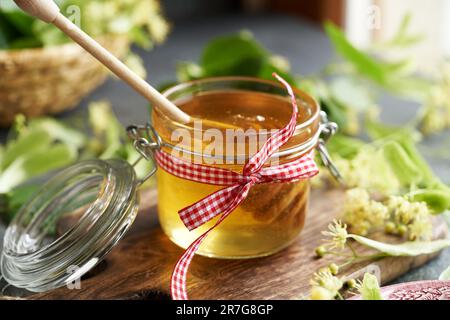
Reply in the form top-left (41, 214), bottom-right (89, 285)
top-left (13, 0), bottom-right (191, 124)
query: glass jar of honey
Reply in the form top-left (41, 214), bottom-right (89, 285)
top-left (1, 76), bottom-right (338, 293)
top-left (152, 77), bottom-right (325, 258)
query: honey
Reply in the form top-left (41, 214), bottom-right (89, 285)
top-left (153, 79), bottom-right (319, 258)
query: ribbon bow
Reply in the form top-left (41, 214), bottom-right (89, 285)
top-left (154, 74), bottom-right (319, 300)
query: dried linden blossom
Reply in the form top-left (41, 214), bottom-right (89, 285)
top-left (322, 219), bottom-right (348, 250)
top-left (79, 0), bottom-right (169, 42)
top-left (342, 188), bottom-right (433, 241)
top-left (310, 269), bottom-right (344, 300)
top-left (314, 152), bottom-right (400, 195)
top-left (386, 196), bottom-right (432, 241)
top-left (342, 188), bottom-right (388, 236)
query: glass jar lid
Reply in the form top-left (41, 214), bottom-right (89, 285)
top-left (1, 159), bottom-right (139, 292)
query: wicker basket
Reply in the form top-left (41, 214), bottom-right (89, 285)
top-left (0, 37), bottom-right (129, 127)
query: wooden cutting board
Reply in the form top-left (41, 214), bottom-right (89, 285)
top-left (8, 188), bottom-right (449, 300)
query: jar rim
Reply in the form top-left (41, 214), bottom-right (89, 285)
top-left (161, 76), bottom-right (321, 133)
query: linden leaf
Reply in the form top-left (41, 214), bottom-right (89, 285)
top-left (201, 31), bottom-right (268, 77)
top-left (409, 189), bottom-right (450, 214)
top-left (381, 141), bottom-right (423, 187)
top-left (324, 22), bottom-right (388, 85)
top-left (349, 235), bottom-right (450, 256)
top-left (0, 144), bottom-right (76, 193)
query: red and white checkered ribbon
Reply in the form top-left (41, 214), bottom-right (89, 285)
top-left (154, 74), bottom-right (319, 300)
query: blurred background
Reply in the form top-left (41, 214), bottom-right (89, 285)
top-left (165, 0), bottom-right (450, 71)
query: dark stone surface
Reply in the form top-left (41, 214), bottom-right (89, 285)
top-left (1, 13), bottom-right (449, 292)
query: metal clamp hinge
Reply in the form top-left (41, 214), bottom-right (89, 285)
top-left (126, 123), bottom-right (161, 185)
top-left (318, 111), bottom-right (344, 184)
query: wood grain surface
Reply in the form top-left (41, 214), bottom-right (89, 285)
top-left (16, 188), bottom-right (449, 300)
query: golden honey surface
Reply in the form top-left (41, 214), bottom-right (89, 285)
top-left (154, 90), bottom-right (311, 258)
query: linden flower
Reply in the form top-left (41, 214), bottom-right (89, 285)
top-left (147, 15), bottom-right (170, 44)
top-left (346, 187), bottom-right (370, 203)
top-left (408, 215), bottom-right (432, 241)
top-left (342, 188), bottom-right (389, 236)
top-left (354, 279), bottom-right (364, 293)
top-left (336, 151), bottom-right (400, 195)
top-left (310, 286), bottom-right (336, 300)
top-left (310, 269), bottom-right (343, 299)
top-left (386, 196), bottom-right (432, 241)
top-left (406, 202), bottom-right (432, 241)
top-left (388, 196), bottom-right (414, 224)
top-left (322, 219), bottom-right (348, 250)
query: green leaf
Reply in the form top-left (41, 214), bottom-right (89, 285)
top-left (1, 129), bottom-right (52, 170)
top-left (158, 80), bottom-right (180, 92)
top-left (8, 37), bottom-right (42, 49)
top-left (366, 119), bottom-right (414, 141)
top-left (7, 184), bottom-right (39, 211)
top-left (326, 134), bottom-right (365, 159)
top-left (400, 139), bottom-right (438, 185)
top-left (88, 101), bottom-right (126, 159)
top-left (409, 189), bottom-right (450, 214)
top-left (384, 75), bottom-right (432, 102)
top-left (0, 144), bottom-right (76, 193)
top-left (381, 141), bottom-right (423, 187)
top-left (129, 26), bottom-right (152, 49)
top-left (0, 145), bottom-right (4, 168)
top-left (324, 22), bottom-right (387, 85)
top-left (258, 60), bottom-right (297, 85)
top-left (28, 118), bottom-right (86, 150)
top-left (439, 266), bottom-right (450, 280)
top-left (32, 21), bottom-right (67, 46)
top-left (0, 184), bottom-right (40, 222)
top-left (200, 31), bottom-right (268, 77)
top-left (176, 62), bottom-right (203, 82)
top-left (383, 59), bottom-right (415, 76)
top-left (320, 96), bottom-right (349, 130)
top-left (0, 31), bottom-right (9, 49)
top-left (385, 13), bottom-right (423, 48)
top-left (0, 1), bottom-right (35, 36)
top-left (323, 21), bottom-right (428, 101)
top-left (349, 234), bottom-right (450, 256)
top-left (0, 12), bottom-right (19, 49)
top-left (295, 78), bottom-right (348, 131)
top-left (299, 78), bottom-right (350, 130)
top-left (359, 273), bottom-right (382, 300)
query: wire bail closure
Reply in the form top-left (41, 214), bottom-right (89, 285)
top-left (126, 123), bottom-right (161, 185)
top-left (317, 111), bottom-right (344, 184)
top-left (127, 112), bottom-right (343, 185)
